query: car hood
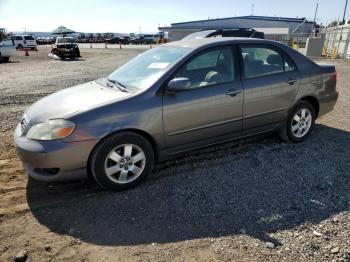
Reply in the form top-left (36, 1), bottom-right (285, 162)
top-left (24, 80), bottom-right (130, 124)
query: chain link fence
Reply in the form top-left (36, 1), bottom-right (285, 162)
top-left (323, 25), bottom-right (350, 59)
top-left (265, 33), bottom-right (311, 48)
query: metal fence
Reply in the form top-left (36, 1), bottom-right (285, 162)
top-left (265, 33), bottom-right (311, 48)
top-left (323, 25), bottom-right (350, 59)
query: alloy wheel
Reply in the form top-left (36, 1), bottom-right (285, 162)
top-left (290, 108), bottom-right (312, 138)
top-left (104, 144), bottom-right (146, 184)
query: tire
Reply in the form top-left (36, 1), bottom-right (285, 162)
top-left (89, 132), bottom-right (154, 191)
top-left (17, 44), bottom-right (23, 49)
top-left (2, 57), bottom-right (9, 62)
top-left (75, 49), bottom-right (80, 58)
top-left (280, 101), bottom-right (316, 143)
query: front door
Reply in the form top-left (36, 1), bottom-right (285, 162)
top-left (162, 46), bottom-right (243, 154)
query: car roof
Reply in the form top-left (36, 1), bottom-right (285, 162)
top-left (166, 37), bottom-right (276, 49)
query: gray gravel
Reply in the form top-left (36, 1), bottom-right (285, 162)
top-left (0, 47), bottom-right (349, 261)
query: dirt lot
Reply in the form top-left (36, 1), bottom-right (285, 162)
top-left (0, 47), bottom-right (349, 262)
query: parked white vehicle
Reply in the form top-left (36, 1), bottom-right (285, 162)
top-left (11, 35), bottom-right (37, 50)
top-left (0, 38), bottom-right (16, 62)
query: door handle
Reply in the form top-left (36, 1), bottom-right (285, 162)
top-left (286, 78), bottom-right (297, 85)
top-left (226, 89), bottom-right (241, 97)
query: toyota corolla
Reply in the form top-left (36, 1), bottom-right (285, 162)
top-left (14, 38), bottom-right (338, 190)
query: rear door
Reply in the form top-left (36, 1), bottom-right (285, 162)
top-left (239, 44), bottom-right (300, 135)
top-left (163, 45), bottom-right (243, 153)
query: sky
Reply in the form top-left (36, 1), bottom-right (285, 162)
top-left (0, 0), bottom-right (349, 33)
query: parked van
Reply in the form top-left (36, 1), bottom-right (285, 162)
top-left (11, 35), bottom-right (37, 50)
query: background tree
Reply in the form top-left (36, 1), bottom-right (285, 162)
top-left (328, 20), bottom-right (339, 27)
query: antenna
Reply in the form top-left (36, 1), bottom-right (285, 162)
top-left (312, 3), bottom-right (319, 34)
top-left (251, 3), bottom-right (254, 15)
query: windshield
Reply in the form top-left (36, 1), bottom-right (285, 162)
top-left (57, 37), bottom-right (75, 44)
top-left (108, 45), bottom-right (191, 90)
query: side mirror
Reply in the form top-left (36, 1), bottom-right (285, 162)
top-left (167, 78), bottom-right (191, 91)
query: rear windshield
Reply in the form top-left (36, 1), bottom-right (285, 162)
top-left (24, 36), bottom-right (35, 40)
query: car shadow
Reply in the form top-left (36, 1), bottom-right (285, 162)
top-left (47, 58), bottom-right (86, 62)
top-left (0, 60), bottom-right (20, 64)
top-left (26, 124), bottom-right (350, 246)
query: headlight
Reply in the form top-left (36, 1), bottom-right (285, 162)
top-left (26, 120), bottom-right (75, 140)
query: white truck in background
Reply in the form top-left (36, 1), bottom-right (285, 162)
top-left (0, 38), bottom-right (16, 62)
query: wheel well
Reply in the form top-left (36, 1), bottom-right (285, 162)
top-left (300, 96), bottom-right (319, 118)
top-left (121, 128), bottom-right (159, 161)
top-left (88, 128), bottom-right (159, 165)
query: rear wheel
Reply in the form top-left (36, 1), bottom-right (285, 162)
top-left (90, 132), bottom-right (154, 191)
top-left (280, 101), bottom-right (316, 143)
top-left (17, 44), bottom-right (23, 49)
top-left (69, 51), bottom-right (76, 60)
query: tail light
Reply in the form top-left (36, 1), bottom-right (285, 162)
top-left (332, 71), bottom-right (337, 81)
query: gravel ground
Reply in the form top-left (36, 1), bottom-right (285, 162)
top-left (0, 47), bottom-right (349, 262)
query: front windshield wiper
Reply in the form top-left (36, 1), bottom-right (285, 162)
top-left (106, 78), bottom-right (128, 92)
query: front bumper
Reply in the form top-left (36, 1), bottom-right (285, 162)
top-left (14, 124), bottom-right (98, 182)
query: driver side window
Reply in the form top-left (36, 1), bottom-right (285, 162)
top-left (175, 47), bottom-right (235, 89)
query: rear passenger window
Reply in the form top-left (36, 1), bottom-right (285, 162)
top-left (241, 46), bottom-right (294, 78)
top-left (24, 36), bottom-right (34, 40)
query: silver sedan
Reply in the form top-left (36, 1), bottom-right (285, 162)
top-left (14, 37), bottom-right (338, 191)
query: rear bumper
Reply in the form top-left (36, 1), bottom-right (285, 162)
top-left (318, 91), bottom-right (339, 117)
top-left (14, 124), bottom-right (98, 182)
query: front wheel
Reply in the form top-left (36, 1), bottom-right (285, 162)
top-left (280, 101), bottom-right (316, 143)
top-left (0, 57), bottom-right (9, 63)
top-left (89, 132), bottom-right (154, 191)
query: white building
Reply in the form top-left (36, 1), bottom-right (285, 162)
top-left (159, 15), bottom-right (315, 41)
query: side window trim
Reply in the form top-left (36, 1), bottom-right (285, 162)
top-left (283, 52), bottom-right (298, 72)
top-left (238, 43), bottom-right (297, 80)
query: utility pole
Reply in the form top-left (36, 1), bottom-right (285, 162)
top-left (312, 3), bottom-right (319, 35)
top-left (342, 0), bottom-right (348, 24)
